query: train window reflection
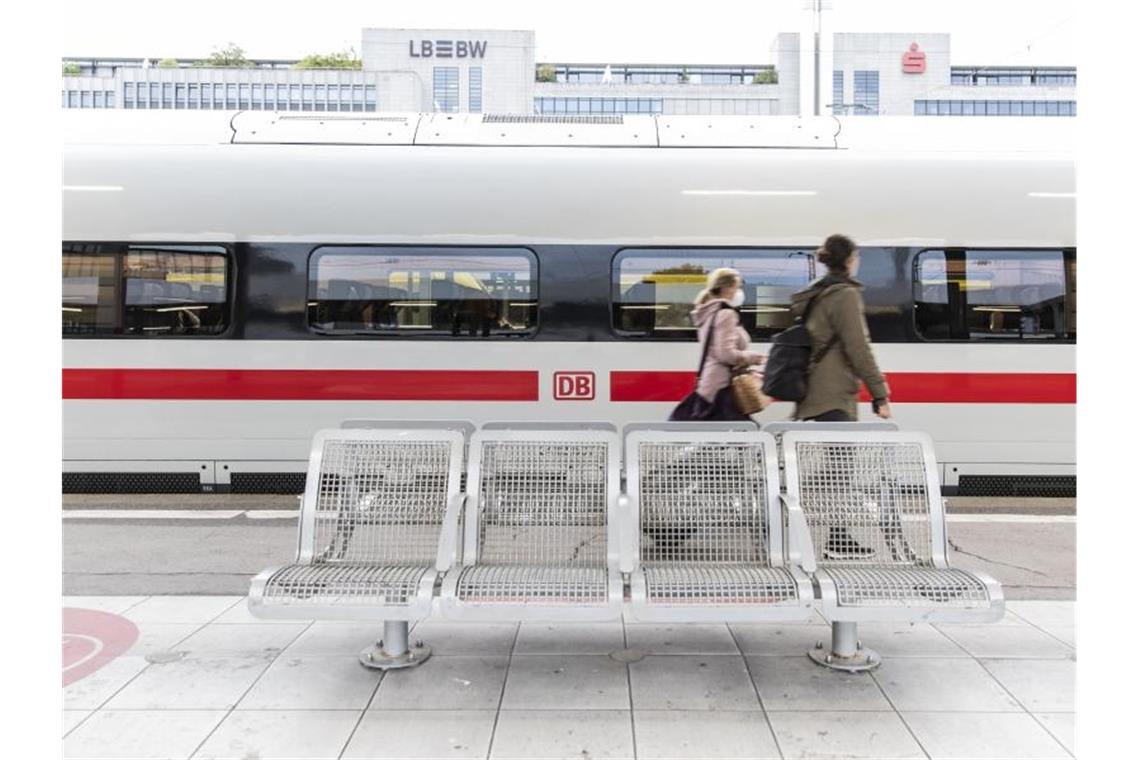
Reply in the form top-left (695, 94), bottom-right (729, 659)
top-left (62, 244), bottom-right (229, 337)
top-left (307, 247), bottom-right (538, 338)
top-left (613, 248), bottom-right (815, 339)
top-left (914, 249), bottom-right (1074, 341)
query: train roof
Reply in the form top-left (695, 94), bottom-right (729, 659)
top-left (63, 110), bottom-right (1073, 153)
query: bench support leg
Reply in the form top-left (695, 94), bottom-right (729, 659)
top-left (359, 621), bottom-right (431, 671)
top-left (808, 621), bottom-right (882, 672)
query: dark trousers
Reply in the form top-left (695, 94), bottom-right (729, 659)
top-left (804, 409), bottom-right (854, 422)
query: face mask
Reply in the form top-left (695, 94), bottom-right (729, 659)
top-left (729, 290), bottom-right (745, 308)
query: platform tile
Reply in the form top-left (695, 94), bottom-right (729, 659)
top-left (634, 710), bottom-right (781, 759)
top-left (104, 655), bottom-right (273, 710)
top-left (124, 596), bottom-right (243, 625)
top-left (237, 654), bottom-right (380, 710)
top-left (64, 655), bottom-right (150, 710)
top-left (490, 709), bottom-right (634, 760)
top-left (502, 654), bottom-right (630, 710)
top-left (937, 623), bottom-right (1074, 659)
top-left (629, 654), bottom-right (761, 711)
top-left (982, 658), bottom-right (1076, 712)
top-left (902, 711), bottom-right (1071, 759)
top-left (513, 622), bottom-right (625, 655)
top-left (64, 709), bottom-right (225, 759)
top-left (343, 709), bottom-right (497, 759)
top-left (192, 709), bottom-right (360, 760)
top-left (374, 655), bottom-right (509, 710)
top-left (748, 655), bottom-right (892, 712)
top-left (625, 623), bottom-right (740, 655)
top-left (1033, 713), bottom-right (1076, 755)
top-left (63, 596), bottom-right (147, 615)
top-left (175, 622), bottom-right (310, 657)
top-left (767, 711), bottom-right (925, 759)
top-left (404, 621), bottom-right (519, 656)
top-left (873, 657), bottom-right (1022, 712)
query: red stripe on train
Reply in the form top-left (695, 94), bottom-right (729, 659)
top-left (62, 369), bottom-right (539, 401)
top-left (609, 371), bottom-right (1076, 404)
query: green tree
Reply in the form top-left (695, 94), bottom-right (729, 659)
top-left (536, 64), bottom-right (556, 83)
top-left (293, 50), bottom-right (362, 69)
top-left (62, 62), bottom-right (80, 76)
top-left (196, 43), bottom-right (253, 68)
top-left (752, 69), bottom-right (778, 85)
top-left (157, 58), bottom-right (180, 68)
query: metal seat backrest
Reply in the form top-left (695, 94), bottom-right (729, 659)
top-left (783, 431), bottom-right (946, 568)
top-left (463, 428), bottom-right (621, 569)
top-left (298, 428), bottom-right (465, 566)
top-left (625, 429), bottom-right (782, 568)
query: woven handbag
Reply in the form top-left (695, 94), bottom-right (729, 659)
top-left (731, 370), bottom-right (770, 415)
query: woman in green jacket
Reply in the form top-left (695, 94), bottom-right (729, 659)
top-left (790, 234), bottom-right (893, 422)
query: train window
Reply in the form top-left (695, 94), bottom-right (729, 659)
top-left (307, 247), bottom-right (538, 338)
top-left (914, 249), bottom-right (1074, 341)
top-left (62, 244), bottom-right (229, 337)
top-left (613, 248), bottom-right (816, 339)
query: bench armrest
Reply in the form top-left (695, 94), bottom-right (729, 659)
top-left (781, 493), bottom-right (817, 573)
top-left (435, 492), bottom-right (468, 572)
top-left (616, 493), bottom-right (635, 574)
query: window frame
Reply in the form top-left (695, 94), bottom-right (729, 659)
top-left (305, 244), bottom-right (541, 340)
top-left (61, 241), bottom-right (236, 340)
top-left (610, 246), bottom-right (820, 341)
top-left (910, 247), bottom-right (1076, 343)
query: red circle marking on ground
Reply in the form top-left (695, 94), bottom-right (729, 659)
top-left (62, 608), bottom-right (139, 686)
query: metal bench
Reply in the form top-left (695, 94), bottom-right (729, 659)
top-left (248, 426), bottom-right (467, 670)
top-left (623, 426), bottom-right (815, 622)
top-left (783, 429), bottom-right (1004, 672)
top-left (439, 424), bottom-right (624, 620)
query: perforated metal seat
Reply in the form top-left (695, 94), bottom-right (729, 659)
top-left (257, 564), bottom-right (434, 609)
top-left (624, 428), bottom-right (815, 623)
top-left (783, 430), bottom-right (1003, 625)
top-left (440, 426), bottom-right (624, 620)
top-left (249, 428), bottom-right (466, 622)
top-left (454, 566), bottom-right (610, 605)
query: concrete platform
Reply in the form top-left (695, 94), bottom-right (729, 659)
top-left (63, 596), bottom-right (1076, 759)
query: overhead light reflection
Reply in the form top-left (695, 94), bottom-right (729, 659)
top-left (682, 190), bottom-right (817, 197)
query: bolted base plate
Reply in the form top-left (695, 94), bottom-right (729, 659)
top-left (807, 643), bottom-right (882, 673)
top-left (359, 641), bottom-right (432, 671)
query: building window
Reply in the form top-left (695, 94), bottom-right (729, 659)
top-left (433, 67), bottom-right (460, 113)
top-left (187, 83), bottom-right (199, 110)
top-left (469, 66), bottom-right (483, 113)
top-left (148, 82), bottom-right (159, 108)
top-left (913, 249), bottom-right (1074, 341)
top-left (352, 84), bottom-right (363, 112)
top-left (238, 83), bottom-right (250, 108)
top-left (612, 248), bottom-right (817, 340)
top-left (162, 82), bottom-right (174, 109)
top-left (831, 70), bottom-right (843, 114)
top-left (339, 84), bottom-right (351, 111)
top-left (365, 84), bottom-right (377, 112)
top-left (93, 90), bottom-right (105, 109)
top-left (853, 70), bottom-right (879, 115)
top-left (307, 247), bottom-right (538, 338)
top-left (123, 83), bottom-right (134, 109)
top-left (62, 244), bottom-right (230, 337)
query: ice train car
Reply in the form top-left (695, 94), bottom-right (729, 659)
top-left (62, 111), bottom-right (1075, 495)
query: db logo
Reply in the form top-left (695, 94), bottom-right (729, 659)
top-left (554, 371), bottom-right (595, 400)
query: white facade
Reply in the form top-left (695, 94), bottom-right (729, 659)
top-left (63, 28), bottom-right (1075, 118)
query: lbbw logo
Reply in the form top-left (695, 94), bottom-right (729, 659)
top-left (554, 372), bottom-right (595, 400)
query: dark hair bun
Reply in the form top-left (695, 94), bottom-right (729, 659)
top-left (817, 234), bottom-right (857, 271)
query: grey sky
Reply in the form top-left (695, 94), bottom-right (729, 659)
top-left (64, 0), bottom-right (1075, 65)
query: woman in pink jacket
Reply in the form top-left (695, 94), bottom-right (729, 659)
top-left (670, 268), bottom-right (766, 421)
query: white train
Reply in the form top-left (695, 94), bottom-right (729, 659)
top-left (63, 111), bottom-right (1075, 496)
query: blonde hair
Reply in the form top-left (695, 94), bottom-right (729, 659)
top-left (694, 267), bottom-right (741, 305)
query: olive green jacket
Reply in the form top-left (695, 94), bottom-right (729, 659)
top-left (790, 274), bottom-right (890, 420)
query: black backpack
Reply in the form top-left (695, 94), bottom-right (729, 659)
top-left (761, 288), bottom-right (840, 402)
